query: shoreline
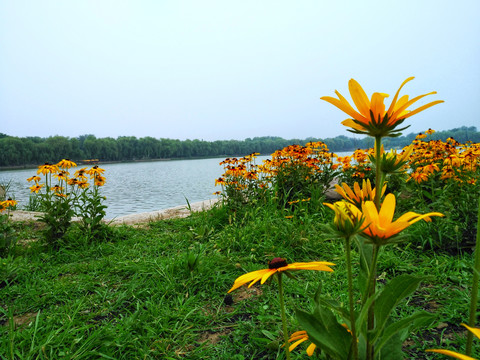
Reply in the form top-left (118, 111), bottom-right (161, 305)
top-left (8, 198), bottom-right (221, 226)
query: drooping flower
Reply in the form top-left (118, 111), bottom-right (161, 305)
top-left (321, 77), bottom-right (444, 137)
top-left (228, 258), bottom-right (334, 293)
top-left (361, 193), bottom-right (444, 245)
top-left (427, 324), bottom-right (480, 360)
top-left (27, 175), bottom-right (41, 183)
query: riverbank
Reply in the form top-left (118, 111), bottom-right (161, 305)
top-left (8, 198), bottom-right (220, 225)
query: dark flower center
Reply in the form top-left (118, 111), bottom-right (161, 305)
top-left (268, 257), bottom-right (288, 269)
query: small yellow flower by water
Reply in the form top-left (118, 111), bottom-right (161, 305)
top-left (228, 258), bottom-right (334, 293)
top-left (57, 159), bottom-right (77, 169)
top-left (321, 77), bottom-right (444, 137)
top-left (37, 163), bottom-right (58, 175)
top-left (427, 324), bottom-right (480, 360)
top-left (361, 193), bottom-right (444, 244)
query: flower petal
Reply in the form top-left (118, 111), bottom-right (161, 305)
top-left (228, 269), bottom-right (270, 293)
top-left (426, 349), bottom-right (476, 360)
top-left (321, 95), bottom-right (366, 123)
top-left (348, 79), bottom-right (371, 118)
top-left (386, 77), bottom-right (415, 116)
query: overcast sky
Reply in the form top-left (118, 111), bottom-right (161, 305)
top-left (1, 1), bottom-right (479, 141)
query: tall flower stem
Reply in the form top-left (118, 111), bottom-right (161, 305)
top-left (345, 236), bottom-right (359, 360)
top-left (374, 135), bottom-right (383, 210)
top-left (277, 273), bottom-right (291, 360)
top-left (366, 243), bottom-right (380, 360)
top-left (466, 200), bottom-right (480, 356)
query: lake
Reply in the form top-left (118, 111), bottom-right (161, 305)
top-left (0, 157), bottom-right (269, 219)
top-left (0, 152), bottom-right (354, 219)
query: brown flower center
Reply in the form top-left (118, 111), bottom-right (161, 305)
top-left (268, 257), bottom-right (288, 269)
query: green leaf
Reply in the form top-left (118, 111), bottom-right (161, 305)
top-left (374, 311), bottom-right (434, 357)
top-left (296, 307), bottom-right (352, 360)
top-left (373, 274), bottom-right (424, 341)
top-left (356, 237), bottom-right (373, 302)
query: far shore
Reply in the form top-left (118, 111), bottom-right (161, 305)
top-left (0, 155), bottom-right (247, 172)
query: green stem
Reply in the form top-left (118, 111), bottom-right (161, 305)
top-left (466, 199), bottom-right (480, 356)
top-left (366, 244), bottom-right (380, 360)
top-left (345, 236), bottom-right (359, 360)
top-left (374, 136), bottom-right (383, 210)
top-left (277, 273), bottom-right (291, 360)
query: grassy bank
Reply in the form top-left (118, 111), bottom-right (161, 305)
top-left (0, 202), bottom-right (476, 359)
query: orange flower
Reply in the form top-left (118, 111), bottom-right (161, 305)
top-left (361, 193), bottom-right (444, 245)
top-left (321, 77), bottom-right (444, 137)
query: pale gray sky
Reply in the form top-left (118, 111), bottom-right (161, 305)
top-left (1, 0), bottom-right (479, 141)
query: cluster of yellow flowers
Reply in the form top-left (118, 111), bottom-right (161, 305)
top-left (408, 132), bottom-right (480, 185)
top-left (27, 159), bottom-right (106, 197)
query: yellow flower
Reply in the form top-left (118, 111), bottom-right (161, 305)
top-left (57, 159), bottom-right (77, 169)
top-left (228, 258), bottom-right (334, 293)
top-left (324, 200), bottom-right (364, 237)
top-left (86, 166), bottom-right (105, 178)
top-left (376, 144), bottom-right (414, 174)
top-left (27, 175), bottom-right (41, 183)
top-left (53, 171), bottom-right (69, 181)
top-left (321, 77), bottom-right (444, 137)
top-left (335, 179), bottom-right (385, 208)
top-left (361, 193), bottom-right (444, 245)
top-left (287, 331), bottom-right (317, 357)
top-left (427, 324), bottom-right (480, 360)
top-left (29, 184), bottom-right (44, 193)
top-left (0, 198), bottom-right (17, 211)
top-left (37, 163), bottom-right (58, 175)
top-left (94, 175), bottom-right (106, 186)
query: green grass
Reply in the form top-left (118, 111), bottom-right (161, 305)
top-left (0, 204), bottom-right (477, 359)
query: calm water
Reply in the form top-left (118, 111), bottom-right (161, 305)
top-left (0, 157), bottom-right (269, 219)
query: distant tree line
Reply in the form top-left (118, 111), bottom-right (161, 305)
top-left (0, 126), bottom-right (478, 167)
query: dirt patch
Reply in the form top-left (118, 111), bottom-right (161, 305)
top-left (10, 312), bottom-right (38, 328)
top-left (197, 328), bottom-right (232, 345)
top-left (232, 285), bottom-right (263, 303)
